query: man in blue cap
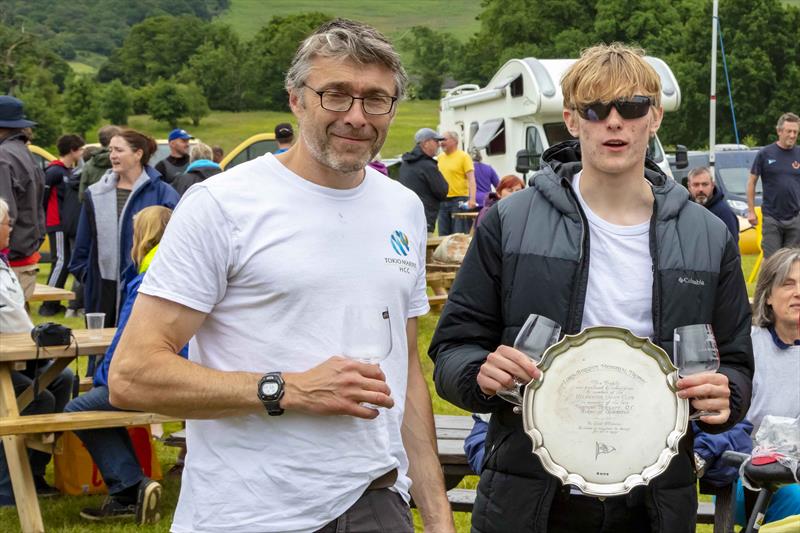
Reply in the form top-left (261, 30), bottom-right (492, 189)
top-left (155, 128), bottom-right (193, 184)
top-left (0, 95), bottom-right (46, 301)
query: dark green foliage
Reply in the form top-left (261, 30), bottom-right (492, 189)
top-left (63, 76), bottom-right (101, 138)
top-left (2, 0), bottom-right (228, 57)
top-left (101, 80), bottom-right (133, 125)
top-left (181, 83), bottom-right (210, 126)
top-left (0, 24), bottom-right (71, 95)
top-left (400, 26), bottom-right (458, 99)
top-left (148, 79), bottom-right (188, 128)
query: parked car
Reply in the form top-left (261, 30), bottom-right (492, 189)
top-left (28, 144), bottom-right (56, 171)
top-left (220, 133), bottom-right (277, 170)
top-left (670, 148), bottom-right (762, 255)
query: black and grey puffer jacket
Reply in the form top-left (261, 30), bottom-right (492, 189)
top-left (429, 140), bottom-right (754, 533)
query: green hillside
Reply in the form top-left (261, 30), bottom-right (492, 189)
top-left (217, 0), bottom-right (482, 41)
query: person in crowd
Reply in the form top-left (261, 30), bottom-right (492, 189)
top-left (747, 112), bottom-right (800, 257)
top-left (211, 146), bottom-right (224, 164)
top-left (469, 147), bottom-right (500, 208)
top-left (687, 166), bottom-right (739, 243)
top-left (0, 197), bottom-right (74, 506)
top-left (109, 19), bottom-right (454, 533)
top-left (274, 122), bottom-right (294, 154)
top-left (399, 127), bottom-right (448, 234)
top-left (65, 206), bottom-right (180, 524)
top-left (154, 129), bottom-right (193, 183)
top-left (172, 142), bottom-right (222, 198)
top-left (80, 125), bottom-right (121, 201)
top-left (437, 131), bottom-right (476, 236)
top-left (475, 174), bottom-right (523, 227)
top-left (69, 129), bottom-right (179, 329)
top-left (430, 43), bottom-right (753, 533)
top-left (0, 95), bottom-right (45, 302)
top-left (39, 134), bottom-right (85, 316)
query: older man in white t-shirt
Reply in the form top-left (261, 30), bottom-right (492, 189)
top-left (108, 19), bottom-right (454, 533)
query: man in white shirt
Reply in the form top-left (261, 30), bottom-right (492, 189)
top-left (108, 19), bottom-right (454, 533)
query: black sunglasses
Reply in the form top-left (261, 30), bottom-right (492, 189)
top-left (577, 95), bottom-right (653, 122)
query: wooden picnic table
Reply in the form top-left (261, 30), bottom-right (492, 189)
top-left (426, 236), bottom-right (443, 263)
top-left (28, 284), bottom-right (75, 303)
top-left (433, 414), bottom-right (475, 490)
top-left (0, 328), bottom-right (116, 533)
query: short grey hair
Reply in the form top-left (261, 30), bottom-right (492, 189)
top-left (445, 131), bottom-right (459, 142)
top-left (0, 197), bottom-right (8, 223)
top-left (285, 18), bottom-right (407, 99)
top-left (777, 112), bottom-right (799, 130)
top-left (190, 142), bottom-right (213, 162)
top-left (688, 166), bottom-right (714, 183)
top-left (752, 247), bottom-right (800, 327)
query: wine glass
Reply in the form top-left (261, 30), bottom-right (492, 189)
top-left (497, 314), bottom-right (561, 406)
top-left (341, 305), bottom-right (393, 365)
top-left (674, 324), bottom-right (721, 420)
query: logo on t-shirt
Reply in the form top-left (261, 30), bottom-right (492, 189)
top-left (792, 161), bottom-right (800, 170)
top-left (390, 230), bottom-right (410, 256)
top-left (768, 159), bottom-right (776, 165)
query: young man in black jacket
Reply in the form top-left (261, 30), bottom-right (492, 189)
top-left (430, 43), bottom-right (754, 533)
top-left (39, 134), bottom-right (84, 316)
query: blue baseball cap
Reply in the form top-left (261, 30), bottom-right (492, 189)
top-left (168, 128), bottom-right (193, 141)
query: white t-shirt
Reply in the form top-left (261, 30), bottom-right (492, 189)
top-left (572, 172), bottom-right (654, 339)
top-left (749, 326), bottom-right (800, 433)
top-left (139, 154), bottom-right (430, 533)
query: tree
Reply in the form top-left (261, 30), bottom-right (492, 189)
top-left (181, 83), bottom-right (209, 126)
top-left (101, 15), bottom-right (209, 87)
top-left (63, 75), bottom-right (100, 138)
top-left (101, 79), bottom-right (132, 125)
top-left (148, 79), bottom-right (187, 128)
top-left (0, 22), bottom-right (71, 95)
top-left (15, 66), bottom-right (62, 146)
top-left (179, 24), bottom-right (249, 111)
top-left (245, 12), bottom-right (332, 111)
top-left (400, 27), bottom-right (457, 100)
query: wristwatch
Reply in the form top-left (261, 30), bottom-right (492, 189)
top-left (257, 372), bottom-right (285, 416)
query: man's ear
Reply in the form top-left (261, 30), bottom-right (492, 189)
top-left (288, 89), bottom-right (302, 115)
top-left (563, 108), bottom-right (580, 138)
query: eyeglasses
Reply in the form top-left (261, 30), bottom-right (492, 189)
top-left (303, 84), bottom-right (397, 116)
top-left (576, 95), bottom-right (653, 122)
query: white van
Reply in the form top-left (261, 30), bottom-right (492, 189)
top-left (439, 57), bottom-right (681, 179)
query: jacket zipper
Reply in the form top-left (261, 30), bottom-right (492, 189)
top-left (564, 181), bottom-right (591, 334)
top-left (649, 195), bottom-right (662, 346)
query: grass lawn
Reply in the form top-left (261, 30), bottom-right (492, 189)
top-left (113, 99), bottom-right (440, 162)
top-left (0, 254), bottom-right (759, 532)
top-left (217, 0), bottom-right (481, 42)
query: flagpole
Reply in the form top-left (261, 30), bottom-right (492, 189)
top-left (710, 0), bottom-right (719, 170)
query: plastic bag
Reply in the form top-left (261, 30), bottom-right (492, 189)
top-left (741, 415), bottom-right (800, 491)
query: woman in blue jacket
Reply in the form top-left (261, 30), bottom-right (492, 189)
top-left (65, 205), bottom-right (186, 525)
top-left (69, 129), bottom-right (178, 327)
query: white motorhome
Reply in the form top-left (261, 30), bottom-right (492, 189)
top-left (439, 57), bottom-right (681, 179)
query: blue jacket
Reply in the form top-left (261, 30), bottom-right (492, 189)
top-left (703, 187), bottom-right (740, 244)
top-left (94, 267), bottom-right (188, 387)
top-left (69, 166), bottom-right (178, 321)
top-left (694, 420), bottom-right (753, 487)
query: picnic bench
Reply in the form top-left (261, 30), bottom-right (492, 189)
top-left (0, 327), bottom-right (177, 533)
top-left (426, 236), bottom-right (443, 263)
top-left (28, 284), bottom-right (75, 303)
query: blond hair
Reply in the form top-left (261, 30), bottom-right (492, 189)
top-left (561, 43), bottom-right (661, 110)
top-left (752, 247), bottom-right (800, 327)
top-left (131, 206), bottom-right (172, 266)
top-left (190, 142), bottom-right (213, 162)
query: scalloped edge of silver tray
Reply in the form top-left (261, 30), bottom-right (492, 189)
top-left (522, 325), bottom-right (689, 496)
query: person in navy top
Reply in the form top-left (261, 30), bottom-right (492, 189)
top-left (687, 166), bottom-right (739, 243)
top-left (747, 112), bottom-right (800, 257)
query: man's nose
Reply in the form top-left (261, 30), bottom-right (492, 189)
top-left (342, 99), bottom-right (368, 128)
top-left (604, 107), bottom-right (624, 128)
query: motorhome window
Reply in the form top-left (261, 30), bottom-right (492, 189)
top-left (468, 122), bottom-right (479, 149)
top-left (647, 137), bottom-right (664, 163)
top-left (510, 75), bottom-right (523, 97)
top-left (543, 123), bottom-right (576, 145)
top-left (472, 118), bottom-right (505, 155)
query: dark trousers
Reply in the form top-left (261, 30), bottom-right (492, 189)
top-left (314, 488), bottom-right (413, 533)
top-left (438, 197), bottom-right (470, 236)
top-left (761, 213), bottom-right (800, 258)
top-left (0, 365), bottom-right (75, 504)
top-left (547, 492), bottom-right (653, 533)
top-left (40, 230), bottom-right (71, 312)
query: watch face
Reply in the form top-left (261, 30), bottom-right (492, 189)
top-left (261, 381), bottom-right (280, 397)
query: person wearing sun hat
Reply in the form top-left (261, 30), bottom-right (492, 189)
top-left (0, 95), bottom-right (46, 301)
